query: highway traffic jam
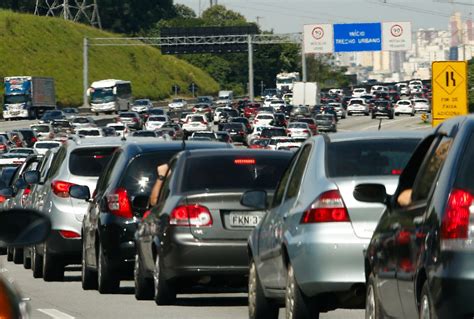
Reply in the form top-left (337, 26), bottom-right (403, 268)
top-left (0, 78), bottom-right (471, 319)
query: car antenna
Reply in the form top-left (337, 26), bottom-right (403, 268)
top-left (378, 118), bottom-right (383, 131)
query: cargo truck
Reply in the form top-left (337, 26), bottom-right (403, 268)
top-left (292, 82), bottom-right (320, 107)
top-left (3, 76), bottom-right (56, 120)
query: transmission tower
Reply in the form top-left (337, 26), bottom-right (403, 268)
top-left (34, 0), bottom-right (102, 28)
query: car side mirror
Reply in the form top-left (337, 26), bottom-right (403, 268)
top-left (24, 170), bottom-right (40, 185)
top-left (241, 190), bottom-right (268, 210)
top-left (353, 184), bottom-right (387, 204)
top-left (132, 195), bottom-right (149, 214)
top-left (0, 209), bottom-right (51, 247)
top-left (0, 187), bottom-right (14, 198)
top-left (69, 185), bottom-right (91, 201)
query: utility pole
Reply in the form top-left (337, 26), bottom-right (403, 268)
top-left (301, 38), bottom-right (307, 82)
top-left (248, 35), bottom-right (254, 102)
top-left (260, 81), bottom-right (265, 97)
top-left (83, 37), bottom-right (89, 108)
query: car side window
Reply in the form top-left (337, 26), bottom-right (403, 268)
top-left (95, 151), bottom-right (121, 195)
top-left (411, 137), bottom-right (453, 202)
top-left (46, 146), bottom-right (66, 180)
top-left (271, 153), bottom-right (299, 208)
top-left (285, 145), bottom-right (312, 201)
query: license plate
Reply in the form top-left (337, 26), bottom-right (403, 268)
top-left (229, 213), bottom-right (263, 227)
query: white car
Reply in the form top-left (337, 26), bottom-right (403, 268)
top-left (287, 122), bottom-right (312, 139)
top-left (347, 98), bottom-right (369, 116)
top-left (352, 88), bottom-right (367, 97)
top-left (412, 98), bottom-right (430, 113)
top-left (394, 100), bottom-right (415, 116)
top-left (33, 141), bottom-right (61, 155)
top-left (410, 85), bottom-right (423, 94)
top-left (213, 107), bottom-right (233, 124)
top-left (30, 124), bottom-right (54, 140)
top-left (328, 89), bottom-right (343, 96)
top-left (246, 125), bottom-right (272, 144)
top-left (131, 99), bottom-right (153, 113)
top-left (71, 116), bottom-right (96, 129)
top-left (106, 123), bottom-right (125, 136)
top-left (267, 136), bottom-right (294, 150)
top-left (269, 100), bottom-right (285, 111)
top-left (253, 113), bottom-right (275, 126)
top-left (182, 114), bottom-right (210, 132)
top-left (76, 127), bottom-right (105, 138)
top-left (144, 115), bottom-right (169, 131)
top-left (168, 98), bottom-right (187, 110)
top-left (328, 102), bottom-right (346, 119)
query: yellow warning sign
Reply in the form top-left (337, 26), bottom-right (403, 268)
top-left (431, 61), bottom-right (468, 127)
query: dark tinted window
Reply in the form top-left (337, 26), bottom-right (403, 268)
top-left (73, 118), bottom-right (90, 124)
top-left (149, 109), bottom-right (165, 115)
top-left (120, 113), bottom-right (136, 118)
top-left (455, 132), bottom-right (474, 192)
top-left (78, 130), bottom-right (100, 136)
top-left (31, 125), bottom-right (50, 133)
top-left (327, 139), bottom-right (420, 177)
top-left (132, 131), bottom-right (156, 137)
top-left (223, 123), bottom-right (244, 130)
top-left (182, 153), bottom-right (292, 192)
top-left (286, 145), bottom-right (311, 200)
top-left (261, 128), bottom-right (286, 138)
top-left (35, 142), bottom-right (61, 149)
top-left (46, 146), bottom-right (67, 180)
top-left (120, 151), bottom-right (176, 196)
top-left (19, 130), bottom-right (34, 139)
top-left (69, 147), bottom-right (116, 176)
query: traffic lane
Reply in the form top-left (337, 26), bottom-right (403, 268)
top-left (337, 113), bottom-right (431, 132)
top-left (1, 257), bottom-right (364, 319)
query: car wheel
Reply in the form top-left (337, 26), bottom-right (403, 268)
top-left (342, 114), bottom-right (346, 119)
top-left (31, 246), bottom-right (43, 279)
top-left (43, 242), bottom-right (64, 281)
top-left (13, 248), bottom-right (23, 264)
top-left (81, 240), bottom-right (98, 290)
top-left (0, 247), bottom-right (6, 255)
top-left (6, 247), bottom-right (13, 261)
top-left (97, 244), bottom-right (119, 294)
top-left (23, 247), bottom-right (31, 269)
top-left (153, 253), bottom-right (176, 305)
top-left (134, 253), bottom-right (154, 300)
top-left (286, 264), bottom-right (316, 319)
top-left (365, 112), bottom-right (370, 116)
top-left (249, 259), bottom-right (279, 319)
top-left (420, 281), bottom-right (437, 319)
top-left (366, 273), bottom-right (383, 319)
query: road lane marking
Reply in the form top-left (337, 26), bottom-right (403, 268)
top-left (360, 118), bottom-right (414, 131)
top-left (38, 309), bottom-right (75, 319)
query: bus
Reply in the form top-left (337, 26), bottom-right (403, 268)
top-left (88, 79), bottom-right (132, 115)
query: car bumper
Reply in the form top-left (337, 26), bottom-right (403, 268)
top-left (288, 223), bottom-right (368, 297)
top-left (3, 110), bottom-right (28, 118)
top-left (162, 232), bottom-right (249, 280)
top-left (91, 103), bottom-right (115, 112)
top-left (44, 230), bottom-right (81, 263)
top-left (347, 108), bottom-right (367, 113)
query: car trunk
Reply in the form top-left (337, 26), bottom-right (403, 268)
top-left (331, 176), bottom-right (399, 239)
top-left (185, 192), bottom-right (270, 240)
top-left (70, 176), bottom-right (99, 223)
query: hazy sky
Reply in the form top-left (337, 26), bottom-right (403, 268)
top-left (175, 0), bottom-right (474, 33)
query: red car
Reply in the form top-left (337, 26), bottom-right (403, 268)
top-left (243, 103), bottom-right (261, 118)
top-left (248, 138), bottom-right (270, 149)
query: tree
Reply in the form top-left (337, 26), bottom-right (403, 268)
top-left (306, 54), bottom-right (349, 88)
top-left (0, 1), bottom-right (35, 12)
top-left (174, 4), bottom-right (196, 19)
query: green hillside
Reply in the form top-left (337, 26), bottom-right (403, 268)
top-left (0, 10), bottom-right (219, 106)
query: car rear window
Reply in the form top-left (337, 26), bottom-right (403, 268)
top-left (73, 118), bottom-right (90, 124)
top-left (32, 125), bottom-right (50, 133)
top-left (327, 139), bottom-right (420, 177)
top-left (182, 153), bottom-right (292, 192)
top-left (19, 130), bottom-right (34, 139)
top-left (149, 116), bottom-right (166, 121)
top-left (78, 130), bottom-right (100, 136)
top-left (120, 151), bottom-right (176, 196)
top-left (261, 128), bottom-right (286, 138)
top-left (257, 115), bottom-right (273, 120)
top-left (120, 113), bottom-right (135, 118)
top-left (69, 147), bottom-right (116, 176)
top-left (454, 132), bottom-right (474, 193)
top-left (35, 142), bottom-right (60, 149)
top-left (132, 131), bottom-right (156, 137)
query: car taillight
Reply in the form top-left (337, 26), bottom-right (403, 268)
top-left (170, 204), bottom-right (213, 227)
top-left (0, 145), bottom-right (5, 150)
top-left (192, 108), bottom-right (196, 112)
top-left (303, 130), bottom-right (310, 133)
top-left (52, 180), bottom-right (75, 198)
top-left (301, 190), bottom-right (350, 223)
top-left (441, 189), bottom-right (472, 240)
top-left (106, 187), bottom-right (133, 219)
top-left (133, 118), bottom-right (138, 122)
top-left (201, 121), bottom-right (208, 125)
top-left (31, 137), bottom-right (38, 143)
top-left (59, 230), bottom-right (81, 239)
top-left (0, 195), bottom-right (5, 203)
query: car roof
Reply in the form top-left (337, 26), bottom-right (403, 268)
top-left (182, 148), bottom-right (293, 159)
top-left (325, 131), bottom-right (428, 143)
top-left (121, 140), bottom-right (233, 157)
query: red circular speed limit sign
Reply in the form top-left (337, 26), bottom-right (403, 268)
top-left (312, 27), bottom-right (324, 40)
top-left (391, 24), bottom-right (403, 37)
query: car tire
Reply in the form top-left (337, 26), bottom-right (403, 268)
top-left (286, 264), bottom-right (317, 319)
top-left (31, 246), bottom-right (43, 279)
top-left (6, 247), bottom-right (13, 261)
top-left (366, 273), bottom-right (383, 319)
top-left (249, 260), bottom-right (279, 319)
top-left (134, 253), bottom-right (154, 300)
top-left (365, 112), bottom-right (370, 116)
top-left (153, 253), bottom-right (176, 305)
top-left (0, 247), bottom-right (6, 255)
top-left (419, 281), bottom-right (437, 319)
top-left (23, 248), bottom-right (31, 269)
top-left (43, 243), bottom-right (64, 282)
top-left (13, 248), bottom-right (23, 264)
top-left (97, 244), bottom-right (119, 294)
top-left (81, 241), bottom-right (98, 290)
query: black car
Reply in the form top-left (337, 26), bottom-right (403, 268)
top-left (228, 117), bottom-right (252, 133)
top-left (315, 114), bottom-right (337, 132)
top-left (273, 113), bottom-right (287, 127)
top-left (134, 149), bottom-right (292, 304)
top-left (357, 115), bottom-right (474, 318)
top-left (70, 141), bottom-right (233, 294)
top-left (371, 100), bottom-right (394, 119)
top-left (12, 129), bottom-right (38, 148)
top-left (51, 119), bottom-right (74, 134)
top-left (222, 123), bottom-right (247, 144)
top-left (215, 131), bottom-right (232, 143)
top-left (260, 127), bottom-right (287, 139)
top-left (39, 110), bottom-right (65, 124)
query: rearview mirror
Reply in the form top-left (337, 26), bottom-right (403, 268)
top-left (24, 170), bottom-right (40, 185)
top-left (0, 209), bottom-right (51, 247)
top-left (241, 190), bottom-right (268, 210)
top-left (353, 184), bottom-right (387, 204)
top-left (69, 185), bottom-right (91, 201)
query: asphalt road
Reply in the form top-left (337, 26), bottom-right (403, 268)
top-left (0, 113), bottom-right (430, 319)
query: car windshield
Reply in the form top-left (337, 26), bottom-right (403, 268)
top-left (9, 149), bottom-right (34, 154)
top-left (189, 116), bottom-right (204, 122)
top-left (327, 139), bottom-right (421, 177)
top-left (63, 108), bottom-right (78, 114)
top-left (349, 100), bottom-right (363, 105)
top-left (149, 109), bottom-right (164, 115)
top-left (298, 119), bottom-right (314, 125)
top-left (91, 87), bottom-right (115, 103)
top-left (182, 153), bottom-right (292, 192)
top-left (223, 123), bottom-right (244, 130)
top-left (135, 100), bottom-right (150, 105)
top-left (316, 115), bottom-right (334, 121)
top-left (374, 101), bottom-right (389, 106)
top-left (4, 95), bottom-right (28, 104)
top-left (69, 147), bottom-right (116, 176)
top-left (173, 99), bottom-right (183, 103)
top-left (193, 132), bottom-right (216, 139)
top-left (257, 115), bottom-right (273, 120)
top-left (42, 111), bottom-right (63, 119)
top-left (251, 139), bottom-right (270, 146)
top-left (289, 123), bottom-right (307, 128)
top-left (398, 101), bottom-right (411, 105)
top-left (414, 99), bottom-right (428, 103)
